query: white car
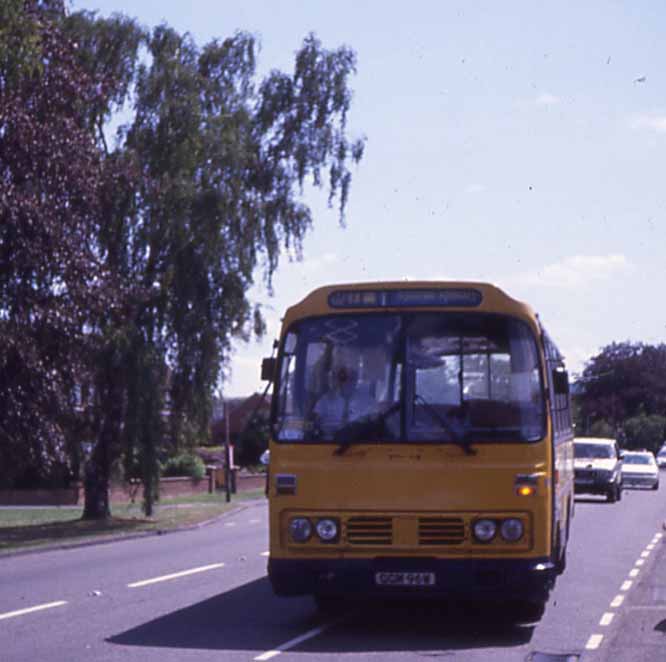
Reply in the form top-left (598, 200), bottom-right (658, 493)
top-left (621, 451), bottom-right (659, 490)
top-left (574, 437), bottom-right (623, 502)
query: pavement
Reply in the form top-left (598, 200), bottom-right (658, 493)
top-left (601, 526), bottom-right (666, 661)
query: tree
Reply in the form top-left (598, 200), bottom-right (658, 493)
top-left (576, 342), bottom-right (666, 432)
top-left (0, 0), bottom-right (120, 489)
top-left (65, 14), bottom-right (365, 517)
top-left (622, 413), bottom-right (666, 453)
top-left (237, 412), bottom-right (271, 467)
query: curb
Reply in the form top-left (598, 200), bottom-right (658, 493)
top-left (0, 498), bottom-right (267, 560)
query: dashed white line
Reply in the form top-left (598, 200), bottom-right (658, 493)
top-left (599, 612), bottom-right (614, 627)
top-left (610, 595), bottom-right (624, 608)
top-left (641, 551), bottom-right (650, 558)
top-left (254, 623), bottom-right (332, 661)
top-left (620, 580), bottom-right (633, 591)
top-left (0, 601), bottom-right (67, 621)
top-left (647, 544), bottom-right (655, 550)
top-left (629, 568), bottom-right (640, 578)
top-left (128, 563), bottom-right (225, 588)
top-left (225, 522), bottom-right (237, 527)
top-left (585, 634), bottom-right (604, 650)
top-left (249, 519), bottom-right (261, 524)
top-left (636, 559), bottom-right (645, 567)
top-left (261, 551), bottom-right (270, 557)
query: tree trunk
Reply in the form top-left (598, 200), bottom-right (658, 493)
top-left (82, 346), bottom-right (125, 520)
top-left (82, 453), bottom-right (111, 520)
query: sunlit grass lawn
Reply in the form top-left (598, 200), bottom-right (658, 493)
top-left (0, 489), bottom-right (265, 554)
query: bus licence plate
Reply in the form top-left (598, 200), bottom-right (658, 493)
top-left (374, 571), bottom-right (435, 587)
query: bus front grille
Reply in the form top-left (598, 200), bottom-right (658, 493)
top-left (418, 517), bottom-right (466, 545)
top-left (346, 516), bottom-right (393, 545)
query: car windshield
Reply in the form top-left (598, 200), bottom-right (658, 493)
top-left (623, 454), bottom-right (654, 465)
top-left (574, 443), bottom-right (614, 459)
top-left (274, 312), bottom-right (546, 444)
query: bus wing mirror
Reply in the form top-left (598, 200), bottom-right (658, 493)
top-left (261, 357), bottom-right (276, 382)
top-left (552, 367), bottom-right (569, 395)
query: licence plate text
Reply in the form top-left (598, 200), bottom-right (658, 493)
top-left (374, 571), bottom-right (435, 587)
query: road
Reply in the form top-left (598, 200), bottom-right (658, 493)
top-left (1, 488), bottom-right (665, 662)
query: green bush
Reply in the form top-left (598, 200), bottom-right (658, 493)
top-left (161, 453), bottom-right (206, 480)
top-left (622, 414), bottom-right (666, 453)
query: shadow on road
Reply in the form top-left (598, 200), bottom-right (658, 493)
top-left (108, 577), bottom-right (534, 654)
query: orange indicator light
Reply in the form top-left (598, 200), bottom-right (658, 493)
top-left (517, 485), bottom-right (535, 497)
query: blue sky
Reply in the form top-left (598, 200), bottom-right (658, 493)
top-left (74, 1), bottom-right (666, 396)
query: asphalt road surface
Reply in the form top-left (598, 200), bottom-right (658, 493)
top-left (2, 486), bottom-right (666, 662)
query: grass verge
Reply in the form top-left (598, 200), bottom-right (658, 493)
top-left (0, 489), bottom-right (265, 555)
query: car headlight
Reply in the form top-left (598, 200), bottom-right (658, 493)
top-left (289, 517), bottom-right (312, 542)
top-left (500, 518), bottom-right (524, 542)
top-left (315, 518), bottom-right (339, 542)
top-left (473, 519), bottom-right (497, 543)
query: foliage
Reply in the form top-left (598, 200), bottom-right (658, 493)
top-left (0, 0), bottom-right (120, 489)
top-left (622, 413), bottom-right (666, 453)
top-left (587, 419), bottom-right (615, 439)
top-left (236, 413), bottom-right (270, 467)
top-left (161, 453), bottom-right (206, 480)
top-left (576, 342), bottom-right (666, 432)
top-left (2, 3), bottom-right (363, 514)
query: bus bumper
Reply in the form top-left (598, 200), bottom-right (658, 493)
top-left (268, 557), bottom-right (556, 602)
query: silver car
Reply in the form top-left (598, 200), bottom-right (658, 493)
top-left (621, 451), bottom-right (659, 490)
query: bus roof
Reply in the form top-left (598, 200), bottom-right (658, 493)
top-left (282, 281), bottom-right (538, 328)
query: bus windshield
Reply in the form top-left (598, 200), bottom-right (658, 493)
top-left (274, 312), bottom-right (546, 445)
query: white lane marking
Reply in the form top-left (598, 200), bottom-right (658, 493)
top-left (225, 522), bottom-right (237, 527)
top-left (636, 559), bottom-right (645, 566)
top-left (254, 624), bottom-right (331, 661)
top-left (610, 595), bottom-right (624, 608)
top-left (585, 634), bottom-right (604, 650)
top-left (655, 533), bottom-right (663, 540)
top-left (249, 519), bottom-right (261, 524)
top-left (0, 601), bottom-right (67, 621)
top-left (261, 551), bottom-right (270, 557)
top-left (599, 612), bottom-right (614, 627)
top-left (128, 563), bottom-right (225, 588)
top-left (621, 580), bottom-right (633, 591)
top-left (629, 568), bottom-right (640, 578)
top-left (641, 551), bottom-right (650, 558)
top-left (647, 544), bottom-right (655, 550)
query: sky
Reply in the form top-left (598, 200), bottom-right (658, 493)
top-left (74, 0), bottom-right (666, 396)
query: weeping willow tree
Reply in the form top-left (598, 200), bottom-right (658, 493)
top-left (64, 12), bottom-right (365, 518)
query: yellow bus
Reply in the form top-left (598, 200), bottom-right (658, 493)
top-left (261, 281), bottom-right (574, 619)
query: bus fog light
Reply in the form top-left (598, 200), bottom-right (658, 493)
top-left (315, 518), bottom-right (339, 542)
top-left (289, 517), bottom-right (312, 542)
top-left (473, 519), bottom-right (497, 543)
top-left (500, 518), bottom-right (524, 542)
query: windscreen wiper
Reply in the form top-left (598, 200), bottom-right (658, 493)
top-left (333, 402), bottom-right (401, 456)
top-left (414, 394), bottom-right (476, 456)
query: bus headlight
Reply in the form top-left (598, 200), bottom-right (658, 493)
top-left (315, 518), bottom-right (339, 542)
top-left (289, 517), bottom-right (312, 542)
top-left (500, 518), bottom-right (524, 542)
top-left (473, 519), bottom-right (497, 543)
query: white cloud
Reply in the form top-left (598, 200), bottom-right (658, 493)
top-left (535, 93), bottom-right (561, 106)
top-left (507, 254), bottom-right (630, 289)
top-left (630, 113), bottom-right (666, 133)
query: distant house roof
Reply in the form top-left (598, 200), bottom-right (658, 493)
top-left (210, 393), bottom-right (270, 443)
